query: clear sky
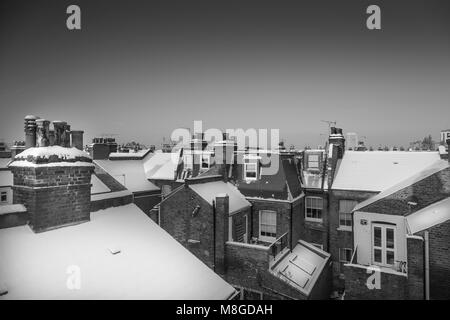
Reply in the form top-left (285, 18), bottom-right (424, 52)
top-left (1, 0), bottom-right (450, 149)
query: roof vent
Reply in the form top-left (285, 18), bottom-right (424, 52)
top-left (108, 247), bottom-right (121, 255)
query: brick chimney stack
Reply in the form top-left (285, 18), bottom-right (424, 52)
top-left (329, 127), bottom-right (346, 159)
top-left (24, 115), bottom-right (39, 149)
top-left (214, 136), bottom-right (236, 182)
top-left (214, 193), bottom-right (229, 276)
top-left (10, 116), bottom-right (94, 233)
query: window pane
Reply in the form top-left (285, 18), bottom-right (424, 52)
top-left (386, 251), bottom-right (395, 265)
top-left (374, 227), bottom-right (382, 247)
top-left (346, 249), bottom-right (353, 262)
top-left (260, 211), bottom-right (276, 238)
top-left (374, 249), bottom-right (382, 263)
top-left (386, 228), bottom-right (395, 249)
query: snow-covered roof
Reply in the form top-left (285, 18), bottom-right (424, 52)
top-left (331, 151), bottom-right (440, 192)
top-left (91, 190), bottom-right (132, 202)
top-left (143, 151), bottom-right (180, 181)
top-left (189, 181), bottom-right (251, 214)
top-left (407, 197), bottom-right (450, 234)
top-left (14, 146), bottom-right (90, 160)
top-left (0, 171), bottom-right (13, 187)
top-left (0, 203), bottom-right (236, 299)
top-left (0, 204), bottom-right (26, 216)
top-left (91, 175), bottom-right (111, 194)
top-left (270, 240), bottom-right (330, 296)
top-left (95, 160), bottom-right (159, 193)
top-left (354, 160), bottom-right (449, 211)
top-left (109, 150), bottom-right (150, 159)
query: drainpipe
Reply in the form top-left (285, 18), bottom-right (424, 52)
top-left (213, 199), bottom-right (216, 273)
top-left (289, 202), bottom-right (293, 250)
top-left (424, 231), bottom-right (430, 300)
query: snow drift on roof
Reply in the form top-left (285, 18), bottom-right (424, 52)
top-left (95, 160), bottom-right (159, 193)
top-left (0, 203), bottom-right (236, 299)
top-left (143, 151), bottom-right (180, 181)
top-left (407, 197), bottom-right (450, 234)
top-left (189, 181), bottom-right (250, 214)
top-left (332, 151), bottom-right (440, 192)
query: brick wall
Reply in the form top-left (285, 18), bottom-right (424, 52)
top-left (0, 207), bottom-right (28, 229)
top-left (11, 165), bottom-right (93, 233)
top-left (160, 186), bottom-right (216, 269)
top-left (249, 199), bottom-right (291, 246)
top-left (426, 220), bottom-right (450, 299)
top-left (90, 193), bottom-right (133, 212)
top-left (361, 166), bottom-right (450, 215)
top-left (329, 189), bottom-right (378, 289)
top-left (225, 242), bottom-right (270, 292)
top-left (406, 236), bottom-right (425, 299)
top-left (300, 190), bottom-right (328, 251)
top-left (343, 264), bottom-right (408, 299)
top-left (133, 191), bottom-right (161, 216)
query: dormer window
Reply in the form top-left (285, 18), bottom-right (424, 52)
top-left (307, 154), bottom-right (319, 170)
top-left (244, 162), bottom-right (258, 180)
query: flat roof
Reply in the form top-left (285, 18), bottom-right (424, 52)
top-left (0, 204), bottom-right (236, 299)
top-left (332, 151), bottom-right (440, 192)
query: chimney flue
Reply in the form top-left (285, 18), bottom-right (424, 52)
top-left (447, 139), bottom-right (450, 163)
top-left (52, 121), bottom-right (67, 147)
top-left (24, 115), bottom-right (39, 149)
top-left (35, 119), bottom-right (50, 147)
top-left (71, 130), bottom-right (84, 150)
top-left (329, 127), bottom-right (346, 159)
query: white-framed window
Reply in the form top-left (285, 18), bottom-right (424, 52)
top-left (259, 210), bottom-right (277, 242)
top-left (183, 155), bottom-right (193, 170)
top-left (0, 191), bottom-right (7, 203)
top-left (307, 154), bottom-right (319, 169)
top-left (305, 196), bottom-right (323, 222)
top-left (339, 200), bottom-right (357, 231)
top-left (339, 248), bottom-right (353, 263)
top-left (244, 162), bottom-right (258, 180)
top-left (201, 154), bottom-right (210, 169)
top-left (372, 223), bottom-right (396, 267)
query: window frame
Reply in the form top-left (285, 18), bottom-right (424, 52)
top-left (371, 223), bottom-right (396, 267)
top-left (259, 210), bottom-right (277, 242)
top-left (339, 248), bottom-right (353, 263)
top-left (244, 162), bottom-right (258, 181)
top-left (307, 154), bottom-right (320, 170)
top-left (338, 200), bottom-right (357, 231)
top-left (305, 196), bottom-right (323, 222)
top-left (0, 191), bottom-right (7, 203)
